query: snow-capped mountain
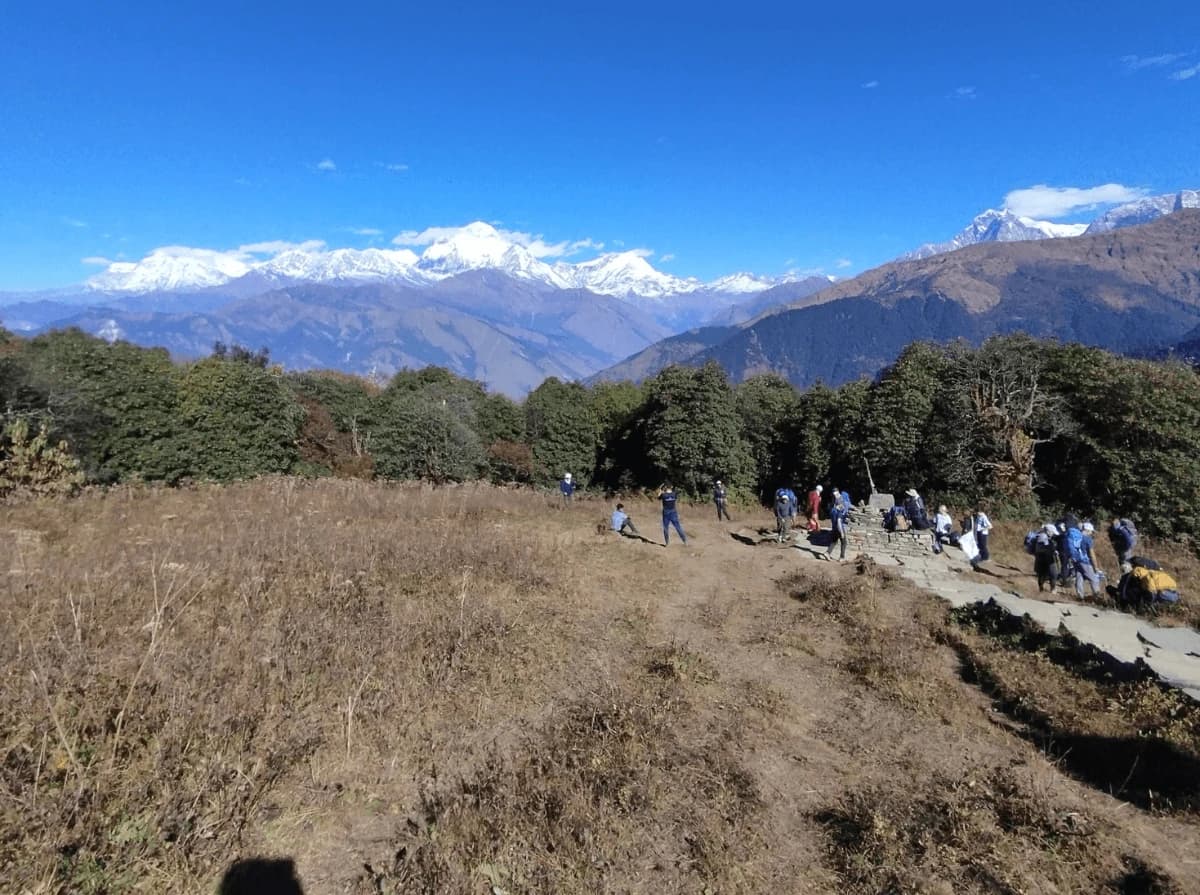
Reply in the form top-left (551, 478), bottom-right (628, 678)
top-left (556, 252), bottom-right (702, 299)
top-left (86, 246), bottom-right (253, 292)
top-left (1086, 190), bottom-right (1200, 234)
top-left (258, 247), bottom-right (423, 283)
top-left (904, 209), bottom-right (1087, 261)
top-left (82, 222), bottom-right (786, 299)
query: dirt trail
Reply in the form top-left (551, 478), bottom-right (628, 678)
top-left (595, 503), bottom-right (1200, 892)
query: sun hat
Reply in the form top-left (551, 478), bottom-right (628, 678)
top-left (1043, 523), bottom-right (1058, 535)
top-left (1082, 522), bottom-right (1095, 533)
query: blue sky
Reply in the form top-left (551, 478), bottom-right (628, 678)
top-left (1, 1), bottom-right (1198, 290)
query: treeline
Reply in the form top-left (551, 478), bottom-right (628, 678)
top-left (3, 327), bottom-right (1200, 538)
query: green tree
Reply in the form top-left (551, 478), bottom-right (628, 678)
top-left (1041, 347), bottom-right (1200, 536)
top-left (524, 378), bottom-right (599, 486)
top-left (858, 342), bottom-right (949, 493)
top-left (735, 374), bottom-right (800, 498)
top-left (178, 357), bottom-right (303, 480)
top-left (21, 329), bottom-right (191, 482)
top-left (371, 390), bottom-right (485, 482)
top-left (640, 362), bottom-right (753, 496)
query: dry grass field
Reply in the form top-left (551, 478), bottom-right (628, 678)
top-left (2, 480), bottom-right (1198, 894)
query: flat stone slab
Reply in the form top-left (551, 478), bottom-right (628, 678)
top-left (1136, 625), bottom-right (1200, 658)
top-left (990, 594), bottom-right (1068, 632)
top-left (1055, 605), bottom-right (1150, 665)
top-left (1142, 650), bottom-right (1200, 694)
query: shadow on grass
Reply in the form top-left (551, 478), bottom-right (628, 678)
top-left (946, 606), bottom-right (1200, 812)
top-left (219, 858), bottom-right (304, 895)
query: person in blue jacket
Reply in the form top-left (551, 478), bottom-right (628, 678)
top-left (824, 485), bottom-right (849, 561)
top-left (659, 484), bottom-right (688, 546)
top-left (559, 472), bottom-right (575, 507)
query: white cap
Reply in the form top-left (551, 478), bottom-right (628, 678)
top-left (564, 473), bottom-right (571, 481)
top-left (1082, 522), bottom-right (1094, 533)
top-left (816, 485), bottom-right (823, 493)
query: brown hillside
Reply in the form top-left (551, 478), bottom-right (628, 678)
top-left (773, 207), bottom-right (1200, 316)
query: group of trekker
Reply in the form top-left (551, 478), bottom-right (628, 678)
top-left (601, 474), bottom-right (854, 553)
top-left (767, 483), bottom-right (854, 560)
top-left (1023, 515), bottom-right (1180, 610)
top-left (886, 489), bottom-right (994, 562)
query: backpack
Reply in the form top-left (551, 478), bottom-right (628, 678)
top-left (1130, 555), bottom-right (1160, 571)
top-left (1065, 527), bottom-right (1086, 563)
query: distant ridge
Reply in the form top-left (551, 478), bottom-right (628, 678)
top-left (595, 209), bottom-right (1200, 388)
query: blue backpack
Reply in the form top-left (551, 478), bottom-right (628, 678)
top-left (1066, 527), bottom-right (1086, 563)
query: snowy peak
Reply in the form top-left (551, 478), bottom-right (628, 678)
top-left (1086, 190), bottom-right (1200, 234)
top-left (559, 252), bottom-right (702, 299)
top-left (904, 209), bottom-right (1086, 261)
top-left (86, 246), bottom-right (251, 292)
top-left (705, 272), bottom-right (779, 294)
top-left (259, 247), bottom-right (422, 283)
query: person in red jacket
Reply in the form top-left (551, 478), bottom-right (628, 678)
top-left (806, 484), bottom-right (822, 533)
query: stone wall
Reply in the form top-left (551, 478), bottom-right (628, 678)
top-left (845, 497), bottom-right (935, 559)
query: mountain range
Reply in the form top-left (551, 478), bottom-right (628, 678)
top-left (1, 190), bottom-right (1197, 394)
top-left (596, 209), bottom-right (1200, 389)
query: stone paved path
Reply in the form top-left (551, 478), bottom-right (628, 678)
top-left (792, 540), bottom-right (1200, 704)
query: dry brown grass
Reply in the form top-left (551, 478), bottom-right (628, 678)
top-left (2, 481), bottom-right (1198, 893)
top-left (1, 480), bottom-right (579, 892)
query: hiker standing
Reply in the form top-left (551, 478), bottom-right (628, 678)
top-left (659, 484), bottom-right (688, 546)
top-left (713, 480), bottom-right (732, 521)
top-left (972, 506), bottom-right (993, 562)
top-left (1108, 518), bottom-right (1138, 566)
top-left (774, 487), bottom-right (793, 543)
top-left (824, 488), bottom-right (848, 561)
top-left (806, 484), bottom-right (822, 533)
top-left (559, 473), bottom-right (575, 507)
top-left (611, 502), bottom-right (641, 537)
top-left (1067, 521), bottom-right (1102, 599)
top-left (903, 488), bottom-right (931, 530)
top-left (933, 504), bottom-right (954, 553)
top-left (1055, 514), bottom-right (1079, 587)
top-left (1032, 523), bottom-right (1060, 593)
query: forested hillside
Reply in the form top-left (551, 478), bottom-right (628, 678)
top-left (3, 326), bottom-right (1200, 538)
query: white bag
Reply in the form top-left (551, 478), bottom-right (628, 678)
top-left (958, 530), bottom-right (980, 562)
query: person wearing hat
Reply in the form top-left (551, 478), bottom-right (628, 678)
top-left (903, 488), bottom-right (931, 530)
top-left (559, 472), bottom-right (575, 507)
top-left (713, 479), bottom-right (732, 521)
top-left (1072, 521), bottom-right (1103, 598)
top-left (806, 484), bottom-right (822, 533)
top-left (1032, 522), bottom-right (1060, 593)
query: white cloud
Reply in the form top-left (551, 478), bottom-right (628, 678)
top-left (1170, 64), bottom-right (1199, 80)
top-left (62, 217), bottom-right (88, 228)
top-left (238, 239), bottom-right (327, 256)
top-left (659, 253), bottom-right (676, 263)
top-left (234, 177), bottom-right (252, 187)
top-left (316, 158), bottom-right (337, 172)
top-left (380, 162), bottom-right (409, 172)
top-left (951, 86), bottom-right (976, 100)
top-left (835, 258), bottom-right (852, 269)
top-left (392, 226), bottom-right (469, 246)
top-left (1002, 183), bottom-right (1150, 219)
top-left (1121, 53), bottom-right (1186, 71)
top-left (392, 224), bottom-right (601, 259)
top-left (81, 256), bottom-right (113, 266)
top-left (349, 227), bottom-right (383, 236)
top-left (861, 80), bottom-right (879, 89)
